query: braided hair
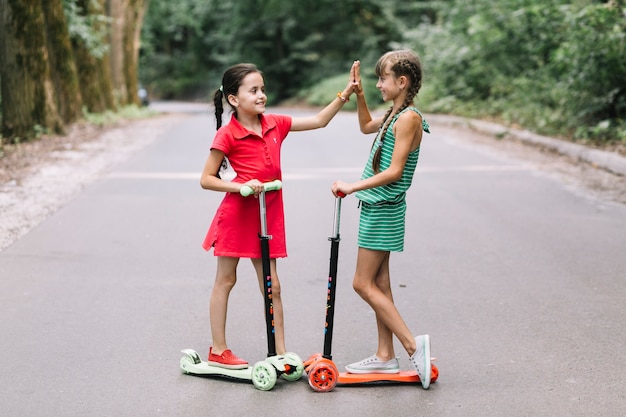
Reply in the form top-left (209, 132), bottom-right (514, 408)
top-left (212, 63), bottom-right (263, 174)
top-left (371, 50), bottom-right (423, 173)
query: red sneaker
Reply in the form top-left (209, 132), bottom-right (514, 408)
top-left (207, 347), bottom-right (249, 369)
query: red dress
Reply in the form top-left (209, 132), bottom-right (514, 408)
top-left (202, 113), bottom-right (292, 258)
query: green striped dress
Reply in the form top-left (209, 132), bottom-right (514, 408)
top-left (355, 107), bottom-right (429, 252)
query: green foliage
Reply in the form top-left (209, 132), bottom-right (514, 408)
top-left (409, 0), bottom-right (626, 143)
top-left (139, 0), bottom-right (234, 99)
top-left (63, 0), bottom-right (110, 58)
top-left (140, 0), bottom-right (401, 100)
top-left (552, 4), bottom-right (626, 124)
top-left (140, 0), bottom-right (625, 144)
top-left (32, 124), bottom-right (49, 138)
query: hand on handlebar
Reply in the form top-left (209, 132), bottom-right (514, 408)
top-left (331, 180), bottom-right (351, 198)
top-left (240, 180), bottom-right (282, 197)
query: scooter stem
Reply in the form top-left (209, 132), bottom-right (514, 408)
top-left (323, 195), bottom-right (343, 359)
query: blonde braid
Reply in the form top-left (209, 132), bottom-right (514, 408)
top-left (371, 107), bottom-right (394, 173)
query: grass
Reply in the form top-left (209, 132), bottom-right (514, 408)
top-left (82, 104), bottom-right (159, 127)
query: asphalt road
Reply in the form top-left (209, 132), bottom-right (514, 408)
top-left (1, 105), bottom-right (625, 417)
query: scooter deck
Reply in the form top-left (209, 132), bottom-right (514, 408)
top-left (337, 364), bottom-right (439, 385)
top-left (180, 349), bottom-right (252, 381)
top-left (338, 370), bottom-right (420, 384)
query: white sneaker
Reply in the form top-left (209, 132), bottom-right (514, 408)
top-left (345, 354), bottom-right (400, 374)
top-left (410, 334), bottom-right (431, 389)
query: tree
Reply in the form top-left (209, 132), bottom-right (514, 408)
top-left (139, 0), bottom-right (235, 99)
top-left (42, 0), bottom-right (83, 124)
top-left (122, 0), bottom-right (149, 106)
top-left (139, 0), bottom-right (401, 101)
top-left (71, 0), bottom-right (115, 113)
top-left (228, 0), bottom-right (400, 100)
top-left (0, 0), bottom-right (63, 141)
top-left (1, 0), bottom-right (149, 143)
top-left (107, 0), bottom-right (149, 106)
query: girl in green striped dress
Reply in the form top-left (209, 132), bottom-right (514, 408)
top-left (332, 50), bottom-right (433, 389)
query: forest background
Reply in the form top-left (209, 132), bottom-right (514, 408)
top-left (1, 0), bottom-right (625, 149)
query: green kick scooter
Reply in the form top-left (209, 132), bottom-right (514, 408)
top-left (180, 180), bottom-right (304, 390)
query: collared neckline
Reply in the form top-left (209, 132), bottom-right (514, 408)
top-left (229, 113), bottom-right (277, 139)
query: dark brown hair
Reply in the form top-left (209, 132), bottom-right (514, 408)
top-left (212, 63), bottom-right (263, 174)
top-left (213, 63), bottom-right (263, 129)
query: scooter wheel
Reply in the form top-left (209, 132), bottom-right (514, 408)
top-left (281, 352), bottom-right (304, 381)
top-left (308, 360), bottom-right (338, 392)
top-left (252, 361), bottom-right (277, 391)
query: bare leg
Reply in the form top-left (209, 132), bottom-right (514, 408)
top-left (353, 247), bottom-right (417, 357)
top-left (373, 251), bottom-right (395, 360)
top-left (251, 258), bottom-right (286, 354)
top-left (209, 256), bottom-right (239, 354)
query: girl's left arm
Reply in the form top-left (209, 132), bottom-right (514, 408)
top-left (200, 149), bottom-right (237, 192)
top-left (332, 112), bottom-right (422, 196)
top-left (290, 61), bottom-right (359, 132)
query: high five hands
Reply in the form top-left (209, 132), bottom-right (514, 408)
top-left (339, 60), bottom-right (362, 100)
top-left (331, 61), bottom-right (363, 198)
top-left (350, 60), bottom-right (362, 95)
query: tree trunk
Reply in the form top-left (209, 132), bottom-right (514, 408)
top-left (0, 0), bottom-right (63, 143)
top-left (124, 0), bottom-right (149, 106)
top-left (106, 0), bottom-right (148, 106)
top-left (41, 0), bottom-right (83, 124)
top-left (73, 0), bottom-right (115, 113)
top-left (107, 0), bottom-right (127, 104)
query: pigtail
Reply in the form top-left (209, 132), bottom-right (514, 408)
top-left (371, 107), bottom-right (394, 173)
top-left (213, 88), bottom-right (228, 176)
top-left (214, 88), bottom-right (225, 130)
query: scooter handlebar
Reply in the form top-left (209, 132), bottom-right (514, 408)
top-left (239, 179), bottom-right (282, 197)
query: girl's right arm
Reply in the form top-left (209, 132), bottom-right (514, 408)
top-left (353, 61), bottom-right (382, 135)
top-left (355, 93), bottom-right (381, 134)
top-left (200, 149), bottom-right (263, 194)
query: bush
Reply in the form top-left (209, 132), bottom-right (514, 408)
top-left (408, 0), bottom-right (626, 144)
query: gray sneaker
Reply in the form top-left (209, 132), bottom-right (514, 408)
top-left (345, 354), bottom-right (400, 374)
top-left (410, 334), bottom-right (431, 389)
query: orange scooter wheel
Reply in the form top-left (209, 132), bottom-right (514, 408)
top-left (308, 359), bottom-right (338, 392)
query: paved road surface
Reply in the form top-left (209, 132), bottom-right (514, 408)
top-left (1, 105), bottom-right (625, 416)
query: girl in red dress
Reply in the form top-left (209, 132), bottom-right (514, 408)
top-left (200, 62), bottom-right (358, 368)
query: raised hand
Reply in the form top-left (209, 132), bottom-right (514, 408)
top-left (340, 60), bottom-right (361, 99)
top-left (351, 60), bottom-right (362, 95)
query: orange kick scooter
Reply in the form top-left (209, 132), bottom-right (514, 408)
top-left (304, 193), bottom-right (439, 392)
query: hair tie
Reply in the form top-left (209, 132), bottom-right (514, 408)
top-left (219, 85), bottom-right (224, 93)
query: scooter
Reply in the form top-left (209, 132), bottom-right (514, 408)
top-left (180, 180), bottom-right (304, 391)
top-left (304, 194), bottom-right (439, 392)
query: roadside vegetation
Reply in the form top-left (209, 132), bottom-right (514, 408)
top-left (2, 0), bottom-right (624, 152)
top-left (139, 0), bottom-right (626, 146)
